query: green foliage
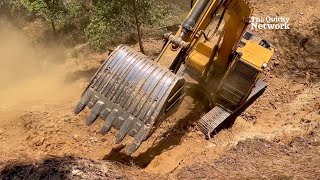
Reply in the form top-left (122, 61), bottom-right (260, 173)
top-left (85, 0), bottom-right (183, 50)
top-left (0, 0), bottom-right (30, 20)
top-left (85, 0), bottom-right (144, 50)
top-left (66, 1), bottom-right (84, 20)
top-left (0, 1), bottom-right (17, 14)
top-left (85, 17), bottom-right (113, 50)
top-left (20, 0), bottom-right (67, 24)
top-left (147, 3), bottom-right (184, 28)
top-left (2, 0), bottom-right (184, 50)
top-left (20, 0), bottom-right (85, 34)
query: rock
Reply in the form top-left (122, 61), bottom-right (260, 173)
top-left (73, 134), bottom-right (80, 141)
top-left (301, 118), bottom-right (312, 123)
top-left (300, 12), bottom-right (305, 15)
top-left (273, 60), bottom-right (280, 66)
top-left (72, 169), bottom-right (83, 176)
top-left (73, 134), bottom-right (79, 138)
top-left (89, 137), bottom-right (98, 143)
top-left (206, 143), bottom-right (216, 148)
top-left (63, 118), bottom-right (71, 123)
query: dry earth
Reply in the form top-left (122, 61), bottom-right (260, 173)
top-left (0, 0), bottom-right (319, 179)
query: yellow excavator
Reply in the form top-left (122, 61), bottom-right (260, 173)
top-left (74, 0), bottom-right (274, 154)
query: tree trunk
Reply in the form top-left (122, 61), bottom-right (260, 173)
top-left (51, 20), bottom-right (57, 37)
top-left (45, 0), bottom-right (57, 37)
top-left (132, 0), bottom-right (145, 54)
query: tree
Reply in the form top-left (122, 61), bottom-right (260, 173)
top-left (0, 0), bottom-right (31, 22)
top-left (131, 0), bottom-right (145, 54)
top-left (85, 0), bottom-right (182, 51)
top-left (20, 0), bottom-right (68, 35)
top-left (85, 0), bottom-right (152, 52)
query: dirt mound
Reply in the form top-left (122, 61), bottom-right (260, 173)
top-left (0, 156), bottom-right (152, 180)
top-left (2, 125), bottom-right (319, 180)
top-left (250, 0), bottom-right (320, 81)
top-left (176, 125), bottom-right (320, 179)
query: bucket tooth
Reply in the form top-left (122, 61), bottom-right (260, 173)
top-left (75, 45), bottom-right (185, 154)
top-left (100, 123), bottom-right (112, 135)
top-left (87, 95), bottom-right (99, 109)
top-left (128, 119), bottom-right (143, 136)
top-left (100, 109), bottom-right (118, 134)
top-left (115, 116), bottom-right (135, 144)
top-left (86, 101), bottom-right (104, 126)
top-left (127, 125), bottom-right (150, 155)
top-left (74, 89), bottom-right (94, 114)
top-left (74, 102), bottom-right (85, 115)
top-left (113, 115), bottom-right (125, 129)
top-left (101, 108), bottom-right (111, 119)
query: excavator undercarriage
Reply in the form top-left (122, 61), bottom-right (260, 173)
top-left (75, 0), bottom-right (274, 154)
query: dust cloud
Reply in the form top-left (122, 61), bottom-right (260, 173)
top-left (0, 20), bottom-right (78, 108)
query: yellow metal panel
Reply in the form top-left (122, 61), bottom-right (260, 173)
top-left (216, 0), bottom-right (253, 67)
top-left (195, 42), bottom-right (214, 57)
top-left (186, 42), bottom-right (214, 72)
top-left (237, 41), bottom-right (273, 68)
top-left (157, 0), bottom-right (221, 69)
top-left (187, 52), bottom-right (210, 72)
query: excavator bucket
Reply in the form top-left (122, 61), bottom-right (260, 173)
top-left (74, 45), bottom-right (185, 154)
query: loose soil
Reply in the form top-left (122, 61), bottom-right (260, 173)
top-left (0, 0), bottom-right (319, 179)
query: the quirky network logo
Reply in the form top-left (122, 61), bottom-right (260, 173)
top-left (251, 16), bottom-right (290, 30)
